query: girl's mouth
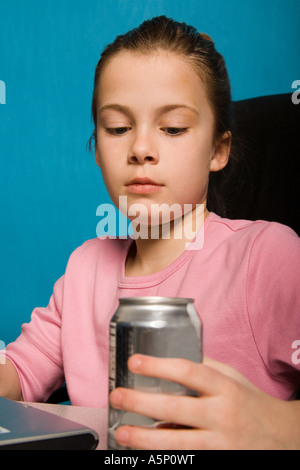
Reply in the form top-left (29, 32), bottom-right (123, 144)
top-left (125, 178), bottom-right (164, 194)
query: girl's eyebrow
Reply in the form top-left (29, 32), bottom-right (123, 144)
top-left (97, 103), bottom-right (199, 118)
top-left (98, 104), bottom-right (133, 118)
top-left (157, 104), bottom-right (200, 117)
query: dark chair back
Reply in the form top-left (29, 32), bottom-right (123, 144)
top-left (228, 93), bottom-right (300, 235)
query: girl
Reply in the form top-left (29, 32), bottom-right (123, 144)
top-left (1, 16), bottom-right (300, 449)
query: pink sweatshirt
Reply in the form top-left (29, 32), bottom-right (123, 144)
top-left (4, 213), bottom-right (300, 406)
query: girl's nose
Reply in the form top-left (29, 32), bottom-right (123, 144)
top-left (127, 131), bottom-right (159, 165)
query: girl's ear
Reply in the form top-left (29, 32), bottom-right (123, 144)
top-left (210, 131), bottom-right (232, 172)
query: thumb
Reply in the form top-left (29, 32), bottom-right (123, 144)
top-left (203, 356), bottom-right (258, 391)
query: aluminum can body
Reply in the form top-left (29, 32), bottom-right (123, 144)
top-left (108, 296), bottom-right (202, 449)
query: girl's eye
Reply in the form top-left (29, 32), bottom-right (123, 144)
top-left (163, 127), bottom-right (188, 136)
top-left (106, 127), bottom-right (131, 136)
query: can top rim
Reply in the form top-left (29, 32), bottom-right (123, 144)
top-left (119, 297), bottom-right (194, 305)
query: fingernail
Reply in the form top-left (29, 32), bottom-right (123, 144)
top-left (128, 354), bottom-right (142, 372)
top-left (110, 389), bottom-right (123, 408)
top-left (115, 427), bottom-right (129, 445)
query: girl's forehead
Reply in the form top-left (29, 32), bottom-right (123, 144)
top-left (98, 50), bottom-right (211, 112)
top-left (102, 50), bottom-right (198, 80)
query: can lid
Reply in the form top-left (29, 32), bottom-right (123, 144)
top-left (119, 296), bottom-right (194, 305)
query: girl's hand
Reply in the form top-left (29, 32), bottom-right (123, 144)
top-left (109, 354), bottom-right (300, 450)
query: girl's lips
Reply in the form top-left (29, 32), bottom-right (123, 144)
top-left (125, 178), bottom-right (164, 194)
top-left (126, 184), bottom-right (163, 194)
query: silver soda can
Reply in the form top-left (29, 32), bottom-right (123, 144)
top-left (108, 296), bottom-right (202, 450)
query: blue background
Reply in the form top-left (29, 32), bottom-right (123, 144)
top-left (1, 0), bottom-right (299, 344)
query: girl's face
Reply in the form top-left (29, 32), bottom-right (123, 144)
top-left (95, 51), bottom-right (230, 223)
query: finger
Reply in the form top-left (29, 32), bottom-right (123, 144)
top-left (128, 354), bottom-right (225, 396)
top-left (114, 425), bottom-right (214, 450)
top-left (110, 387), bottom-right (212, 429)
top-left (203, 357), bottom-right (259, 391)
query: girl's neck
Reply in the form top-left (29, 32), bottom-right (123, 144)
top-left (125, 206), bottom-right (209, 277)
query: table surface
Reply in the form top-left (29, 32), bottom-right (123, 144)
top-left (26, 402), bottom-right (108, 450)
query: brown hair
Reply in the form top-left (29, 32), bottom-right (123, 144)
top-left (88, 15), bottom-right (238, 216)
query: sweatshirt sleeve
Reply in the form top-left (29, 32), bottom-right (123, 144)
top-left (247, 222), bottom-right (300, 391)
top-left (4, 275), bottom-right (65, 403)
